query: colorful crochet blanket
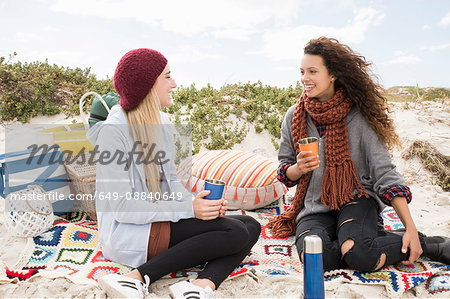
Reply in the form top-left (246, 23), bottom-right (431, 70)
top-left (2, 200), bottom-right (450, 297)
top-left (257, 202), bottom-right (450, 297)
top-left (4, 213), bottom-right (131, 284)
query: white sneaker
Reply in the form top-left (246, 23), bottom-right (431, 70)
top-left (169, 281), bottom-right (215, 299)
top-left (98, 273), bottom-right (150, 298)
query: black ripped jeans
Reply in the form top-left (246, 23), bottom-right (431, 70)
top-left (295, 196), bottom-right (421, 272)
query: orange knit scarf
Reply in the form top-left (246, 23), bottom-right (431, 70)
top-left (268, 89), bottom-right (367, 238)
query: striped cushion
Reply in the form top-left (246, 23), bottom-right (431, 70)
top-left (177, 150), bottom-right (287, 210)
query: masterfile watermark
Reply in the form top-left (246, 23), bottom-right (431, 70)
top-left (26, 142), bottom-right (170, 171)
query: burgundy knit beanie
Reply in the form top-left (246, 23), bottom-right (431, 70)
top-left (114, 48), bottom-right (168, 111)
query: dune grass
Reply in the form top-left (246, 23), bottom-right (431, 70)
top-left (402, 140), bottom-right (450, 191)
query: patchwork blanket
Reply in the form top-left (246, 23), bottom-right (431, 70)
top-left (2, 198), bottom-right (450, 297)
top-left (3, 213), bottom-right (131, 284)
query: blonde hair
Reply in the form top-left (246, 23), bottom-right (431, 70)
top-left (125, 88), bottom-right (162, 195)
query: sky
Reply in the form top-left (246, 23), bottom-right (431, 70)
top-left (1, 0), bottom-right (449, 89)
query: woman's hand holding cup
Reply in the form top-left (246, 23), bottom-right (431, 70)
top-left (193, 179), bottom-right (227, 220)
top-left (193, 190), bottom-right (223, 220)
top-left (295, 150), bottom-right (320, 176)
top-left (288, 137), bottom-right (320, 179)
top-left (219, 199), bottom-right (228, 217)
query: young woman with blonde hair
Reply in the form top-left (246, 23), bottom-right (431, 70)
top-left (88, 48), bottom-right (260, 299)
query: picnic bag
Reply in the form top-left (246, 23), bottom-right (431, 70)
top-left (4, 185), bottom-right (55, 238)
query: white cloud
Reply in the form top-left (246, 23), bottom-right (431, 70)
top-left (439, 12), bottom-right (450, 27)
top-left (211, 29), bottom-right (257, 41)
top-left (257, 8), bottom-right (384, 61)
top-left (386, 51), bottom-right (422, 65)
top-left (420, 42), bottom-right (450, 52)
top-left (423, 24), bottom-right (432, 30)
top-left (167, 46), bottom-right (225, 64)
top-left (273, 66), bottom-right (296, 72)
top-left (43, 26), bottom-right (61, 32)
top-left (49, 0), bottom-right (306, 39)
top-left (373, 13), bottom-right (386, 26)
top-left (394, 50), bottom-right (407, 56)
top-left (390, 55), bottom-right (421, 64)
top-left (15, 32), bottom-right (43, 43)
top-left (16, 49), bottom-right (86, 67)
top-left (342, 8), bottom-right (384, 42)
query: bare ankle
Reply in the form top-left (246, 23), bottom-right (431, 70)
top-left (192, 278), bottom-right (216, 291)
top-left (125, 270), bottom-right (144, 282)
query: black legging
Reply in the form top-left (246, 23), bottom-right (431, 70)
top-left (137, 215), bottom-right (261, 288)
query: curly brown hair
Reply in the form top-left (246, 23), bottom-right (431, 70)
top-left (304, 37), bottom-right (399, 149)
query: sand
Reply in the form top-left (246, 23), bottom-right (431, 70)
top-left (0, 100), bottom-right (449, 298)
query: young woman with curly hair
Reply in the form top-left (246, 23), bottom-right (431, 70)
top-left (269, 37), bottom-right (449, 272)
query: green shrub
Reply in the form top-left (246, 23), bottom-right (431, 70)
top-left (164, 81), bottom-right (300, 154)
top-left (0, 53), bottom-right (114, 122)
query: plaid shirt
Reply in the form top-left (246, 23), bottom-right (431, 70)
top-left (312, 118), bottom-right (326, 137)
top-left (277, 119), bottom-right (412, 205)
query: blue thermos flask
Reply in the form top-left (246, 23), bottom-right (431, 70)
top-left (303, 235), bottom-right (325, 299)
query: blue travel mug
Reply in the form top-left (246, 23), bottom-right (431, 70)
top-left (203, 179), bottom-right (225, 200)
top-left (303, 235), bottom-right (325, 299)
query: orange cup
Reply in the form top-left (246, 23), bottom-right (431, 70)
top-left (298, 137), bottom-right (319, 162)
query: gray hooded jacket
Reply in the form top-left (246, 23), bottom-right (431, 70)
top-left (87, 105), bottom-right (194, 268)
